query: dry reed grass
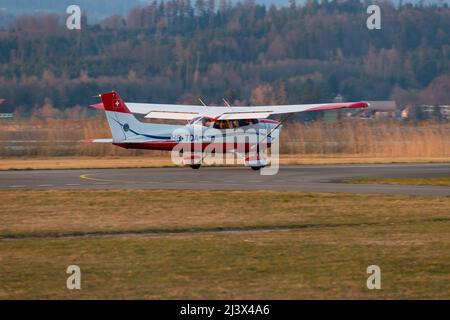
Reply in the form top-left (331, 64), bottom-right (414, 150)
top-left (0, 116), bottom-right (449, 158)
top-left (281, 120), bottom-right (450, 157)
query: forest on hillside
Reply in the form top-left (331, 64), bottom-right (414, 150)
top-left (0, 0), bottom-right (449, 113)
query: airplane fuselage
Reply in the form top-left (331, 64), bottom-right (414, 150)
top-left (112, 117), bottom-right (281, 153)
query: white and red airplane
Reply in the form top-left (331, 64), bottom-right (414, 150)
top-left (90, 91), bottom-right (368, 170)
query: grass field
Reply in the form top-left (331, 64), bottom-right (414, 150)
top-left (1, 155), bottom-right (450, 171)
top-left (1, 190), bottom-right (449, 299)
top-left (347, 177), bottom-right (450, 187)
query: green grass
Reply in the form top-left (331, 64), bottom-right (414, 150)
top-left (1, 190), bottom-right (449, 299)
top-left (347, 177), bottom-right (450, 187)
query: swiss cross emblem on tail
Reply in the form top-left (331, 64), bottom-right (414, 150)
top-left (99, 92), bottom-right (131, 114)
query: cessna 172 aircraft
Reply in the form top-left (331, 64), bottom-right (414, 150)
top-left (89, 91), bottom-right (368, 170)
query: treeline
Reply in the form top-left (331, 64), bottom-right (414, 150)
top-left (0, 0), bottom-right (449, 113)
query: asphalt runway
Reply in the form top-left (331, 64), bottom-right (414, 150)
top-left (0, 163), bottom-right (449, 196)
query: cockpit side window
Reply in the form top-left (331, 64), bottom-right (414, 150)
top-left (190, 117), bottom-right (259, 128)
top-left (213, 120), bottom-right (233, 129)
top-left (238, 119), bottom-right (249, 127)
top-left (213, 120), bottom-right (225, 129)
top-left (212, 119), bottom-right (259, 129)
top-left (237, 119), bottom-right (259, 127)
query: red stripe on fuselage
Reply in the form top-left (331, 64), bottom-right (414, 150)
top-left (113, 141), bottom-right (271, 152)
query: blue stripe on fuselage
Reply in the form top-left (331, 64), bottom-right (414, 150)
top-left (112, 119), bottom-right (172, 140)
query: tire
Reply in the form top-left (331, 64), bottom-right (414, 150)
top-left (251, 166), bottom-right (262, 171)
top-left (190, 164), bottom-right (201, 169)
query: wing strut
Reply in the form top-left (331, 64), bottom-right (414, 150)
top-left (258, 113), bottom-right (294, 145)
top-left (222, 98), bottom-right (232, 108)
top-left (198, 98), bottom-right (208, 109)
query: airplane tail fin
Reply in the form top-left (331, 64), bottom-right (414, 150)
top-left (100, 91), bottom-right (142, 142)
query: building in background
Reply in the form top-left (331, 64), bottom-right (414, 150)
top-left (325, 96), bottom-right (399, 122)
top-left (367, 101), bottom-right (398, 119)
top-left (345, 100), bottom-right (400, 119)
top-left (440, 105), bottom-right (450, 120)
top-left (410, 105), bottom-right (450, 121)
top-left (0, 99), bottom-right (13, 119)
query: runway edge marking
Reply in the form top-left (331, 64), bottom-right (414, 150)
top-left (79, 173), bottom-right (138, 184)
top-left (79, 173), bottom-right (118, 183)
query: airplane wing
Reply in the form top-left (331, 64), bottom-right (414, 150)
top-left (90, 99), bottom-right (368, 120)
top-left (140, 101), bottom-right (368, 120)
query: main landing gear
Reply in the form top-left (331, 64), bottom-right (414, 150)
top-left (184, 151), bottom-right (267, 171)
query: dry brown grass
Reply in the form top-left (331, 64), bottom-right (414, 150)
top-left (347, 177), bottom-right (450, 187)
top-left (282, 120), bottom-right (450, 157)
top-left (0, 116), bottom-right (164, 157)
top-left (1, 190), bottom-right (449, 299)
top-left (1, 116), bottom-right (449, 159)
top-left (1, 155), bottom-right (449, 171)
top-left (0, 156), bottom-right (174, 170)
top-left (278, 154), bottom-right (450, 165)
top-left (1, 189), bottom-right (449, 238)
top-left (1, 115), bottom-right (449, 170)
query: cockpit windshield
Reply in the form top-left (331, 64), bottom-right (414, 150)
top-left (190, 117), bottom-right (213, 127)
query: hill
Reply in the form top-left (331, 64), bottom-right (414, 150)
top-left (0, 0), bottom-right (449, 111)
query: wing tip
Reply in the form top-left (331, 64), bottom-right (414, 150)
top-left (349, 101), bottom-right (369, 109)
